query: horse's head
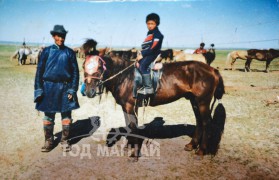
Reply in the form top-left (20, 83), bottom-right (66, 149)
top-left (83, 55), bottom-right (106, 98)
top-left (269, 49), bottom-right (279, 58)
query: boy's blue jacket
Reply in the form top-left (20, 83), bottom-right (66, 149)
top-left (141, 27), bottom-right (164, 57)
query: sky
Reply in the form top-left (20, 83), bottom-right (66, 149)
top-left (0, 0), bottom-right (279, 49)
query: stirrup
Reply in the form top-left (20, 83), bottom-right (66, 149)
top-left (137, 87), bottom-right (154, 95)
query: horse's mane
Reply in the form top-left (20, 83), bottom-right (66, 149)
top-left (103, 55), bottom-right (135, 90)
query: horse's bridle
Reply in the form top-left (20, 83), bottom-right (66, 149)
top-left (84, 72), bottom-right (104, 83)
top-left (83, 55), bottom-right (107, 84)
top-left (83, 55), bottom-right (136, 96)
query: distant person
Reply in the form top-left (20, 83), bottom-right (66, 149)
top-left (194, 42), bottom-right (207, 54)
top-left (22, 41), bottom-right (26, 48)
top-left (34, 25), bottom-right (80, 152)
top-left (136, 13), bottom-right (164, 96)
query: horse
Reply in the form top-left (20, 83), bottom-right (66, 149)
top-left (29, 47), bottom-right (42, 65)
top-left (173, 45), bottom-right (216, 65)
top-left (226, 50), bottom-right (248, 70)
top-left (160, 49), bottom-right (174, 62)
top-left (204, 46), bottom-right (216, 65)
top-left (227, 49), bottom-right (279, 72)
top-left (82, 39), bottom-right (226, 161)
top-left (12, 47), bottom-right (32, 65)
top-left (109, 49), bottom-right (137, 61)
top-left (246, 49), bottom-right (279, 72)
top-left (73, 47), bottom-right (86, 58)
top-left (174, 52), bottom-right (207, 64)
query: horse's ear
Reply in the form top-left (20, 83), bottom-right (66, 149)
top-left (105, 47), bottom-right (111, 55)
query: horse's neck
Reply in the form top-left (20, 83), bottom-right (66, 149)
top-left (208, 48), bottom-right (215, 53)
top-left (105, 60), bottom-right (134, 92)
top-left (273, 50), bottom-right (279, 57)
top-left (111, 59), bottom-right (132, 73)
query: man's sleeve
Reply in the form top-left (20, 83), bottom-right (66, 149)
top-left (67, 51), bottom-right (79, 95)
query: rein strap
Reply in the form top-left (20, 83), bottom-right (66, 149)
top-left (98, 62), bottom-right (135, 86)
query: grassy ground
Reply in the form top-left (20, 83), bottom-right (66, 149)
top-left (0, 44), bottom-right (278, 179)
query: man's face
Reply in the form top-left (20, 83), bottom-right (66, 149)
top-left (146, 20), bottom-right (157, 31)
top-left (53, 34), bottom-right (65, 46)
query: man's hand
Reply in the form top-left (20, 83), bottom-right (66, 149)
top-left (34, 95), bottom-right (43, 103)
top-left (68, 94), bottom-right (73, 100)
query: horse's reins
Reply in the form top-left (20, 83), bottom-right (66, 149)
top-left (97, 62), bottom-right (136, 87)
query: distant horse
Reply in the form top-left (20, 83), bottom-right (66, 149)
top-left (73, 47), bottom-right (81, 57)
top-left (160, 49), bottom-right (174, 62)
top-left (73, 47), bottom-right (86, 58)
top-left (109, 49), bottom-right (137, 61)
top-left (174, 52), bottom-right (207, 64)
top-left (227, 49), bottom-right (279, 72)
top-left (246, 49), bottom-right (279, 72)
top-left (29, 48), bottom-right (42, 65)
top-left (82, 39), bottom-right (226, 160)
top-left (226, 50), bottom-right (248, 70)
top-left (173, 45), bottom-right (216, 65)
top-left (204, 46), bottom-right (216, 65)
top-left (12, 47), bottom-right (32, 65)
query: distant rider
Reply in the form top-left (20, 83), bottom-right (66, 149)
top-left (194, 42), bottom-right (207, 54)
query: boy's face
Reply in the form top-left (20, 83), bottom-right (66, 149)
top-left (146, 20), bottom-right (157, 31)
top-left (53, 34), bottom-right (65, 46)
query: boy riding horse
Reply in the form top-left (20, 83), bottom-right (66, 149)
top-left (136, 13), bottom-right (164, 97)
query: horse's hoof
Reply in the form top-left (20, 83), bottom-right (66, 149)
top-left (128, 156), bottom-right (139, 162)
top-left (184, 143), bottom-right (196, 151)
top-left (194, 154), bottom-right (203, 160)
top-left (195, 148), bottom-right (205, 156)
top-left (184, 145), bottom-right (193, 151)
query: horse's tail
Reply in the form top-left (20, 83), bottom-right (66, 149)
top-left (207, 69), bottom-right (226, 155)
top-left (226, 51), bottom-right (232, 67)
top-left (11, 50), bottom-right (18, 60)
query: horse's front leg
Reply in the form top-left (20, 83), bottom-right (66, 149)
top-left (122, 105), bottom-right (142, 161)
top-left (18, 56), bottom-right (22, 66)
top-left (22, 57), bottom-right (25, 65)
top-left (245, 59), bottom-right (252, 72)
top-left (231, 58), bottom-right (236, 70)
top-left (265, 59), bottom-right (271, 73)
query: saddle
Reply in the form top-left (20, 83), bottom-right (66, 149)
top-left (133, 55), bottom-right (163, 99)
